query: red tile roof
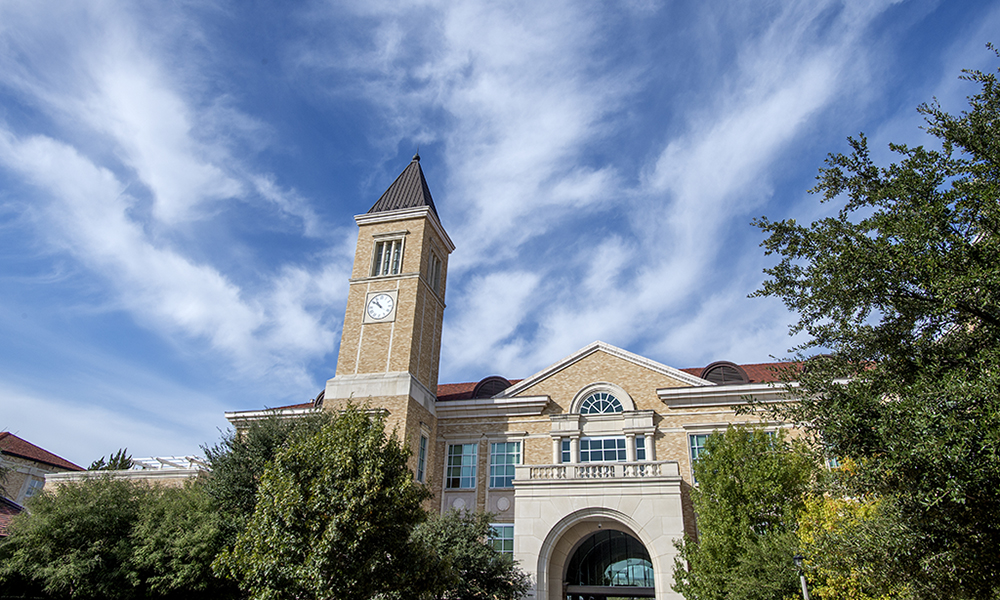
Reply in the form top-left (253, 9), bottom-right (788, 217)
top-left (436, 361), bottom-right (799, 401)
top-left (0, 432), bottom-right (83, 472)
top-left (680, 361), bottom-right (800, 383)
top-left (0, 496), bottom-right (24, 537)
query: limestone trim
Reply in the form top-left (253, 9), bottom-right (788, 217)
top-left (498, 341), bottom-right (711, 399)
top-left (658, 382), bottom-right (796, 408)
top-left (325, 372), bottom-right (438, 415)
top-left (436, 396), bottom-right (549, 419)
top-left (549, 410), bottom-right (656, 437)
top-left (349, 272), bottom-right (420, 284)
top-left (47, 469), bottom-right (203, 485)
top-left (355, 206), bottom-right (456, 253)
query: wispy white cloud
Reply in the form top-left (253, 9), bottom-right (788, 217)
top-left (317, 0), bottom-right (902, 377)
top-left (0, 2), bottom-right (350, 398)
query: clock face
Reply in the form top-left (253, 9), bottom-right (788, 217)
top-left (366, 293), bottom-right (395, 320)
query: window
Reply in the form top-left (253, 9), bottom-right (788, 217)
top-left (489, 523), bottom-right (514, 557)
top-left (371, 239), bottom-right (403, 276)
top-left (446, 443), bottom-right (477, 489)
top-left (561, 439), bottom-right (571, 463)
top-left (579, 391), bottom-right (623, 414)
top-left (416, 435), bottom-right (428, 483)
top-left (689, 434), bottom-right (710, 464)
top-left (489, 442), bottom-right (520, 488)
top-left (636, 436), bottom-right (646, 461)
top-left (430, 253), bottom-right (443, 294)
top-left (24, 478), bottom-right (44, 499)
top-left (580, 437), bottom-right (627, 462)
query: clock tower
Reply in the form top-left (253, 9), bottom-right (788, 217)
top-left (325, 153), bottom-right (453, 476)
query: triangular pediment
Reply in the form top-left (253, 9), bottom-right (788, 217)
top-left (495, 341), bottom-right (712, 400)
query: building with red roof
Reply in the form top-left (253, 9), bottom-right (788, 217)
top-left (226, 157), bottom-right (802, 600)
top-left (0, 432), bottom-right (83, 510)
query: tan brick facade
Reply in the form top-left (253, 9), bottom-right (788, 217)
top-left (227, 159), bottom-right (795, 600)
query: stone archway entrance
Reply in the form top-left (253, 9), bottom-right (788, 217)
top-left (563, 529), bottom-right (655, 600)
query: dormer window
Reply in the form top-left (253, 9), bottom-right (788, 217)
top-left (372, 238), bottom-right (403, 276)
top-left (579, 391), bottom-right (623, 414)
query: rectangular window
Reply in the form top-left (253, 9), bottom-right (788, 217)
top-left (446, 443), bottom-right (477, 489)
top-left (24, 478), bottom-right (44, 499)
top-left (430, 254), bottom-right (443, 294)
top-left (489, 523), bottom-right (514, 556)
top-left (489, 441), bottom-right (521, 488)
top-left (417, 435), bottom-right (428, 483)
top-left (561, 439), bottom-right (570, 463)
top-left (689, 434), bottom-right (710, 464)
top-left (689, 433), bottom-right (711, 483)
top-left (580, 437), bottom-right (627, 462)
top-left (636, 436), bottom-right (646, 461)
top-left (371, 239), bottom-right (403, 276)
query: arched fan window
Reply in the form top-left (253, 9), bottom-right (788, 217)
top-left (580, 391), bottom-right (623, 414)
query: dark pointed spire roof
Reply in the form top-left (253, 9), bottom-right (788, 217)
top-left (368, 153), bottom-right (439, 218)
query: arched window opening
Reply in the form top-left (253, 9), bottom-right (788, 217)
top-left (580, 391), bottom-right (623, 414)
top-left (566, 530), bottom-right (654, 590)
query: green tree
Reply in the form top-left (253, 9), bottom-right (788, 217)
top-left (753, 49), bottom-right (1000, 598)
top-left (672, 426), bottom-right (814, 600)
top-left (128, 483), bottom-right (236, 599)
top-left (201, 409), bottom-right (332, 548)
top-left (408, 511), bottom-right (530, 600)
top-left (214, 405), bottom-right (431, 600)
top-left (0, 477), bottom-right (231, 599)
top-left (89, 448), bottom-right (134, 470)
top-left (0, 477), bottom-right (142, 599)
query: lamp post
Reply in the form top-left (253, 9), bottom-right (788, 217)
top-left (793, 554), bottom-right (811, 600)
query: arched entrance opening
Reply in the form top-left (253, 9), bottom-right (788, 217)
top-left (564, 529), bottom-right (655, 600)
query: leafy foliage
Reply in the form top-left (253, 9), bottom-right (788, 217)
top-left (753, 49), bottom-right (1000, 598)
top-left (0, 476), bottom-right (231, 599)
top-left (88, 448), bottom-right (133, 470)
top-left (409, 511), bottom-right (530, 600)
top-left (796, 477), bottom-right (907, 600)
top-left (672, 426), bottom-right (814, 600)
top-left (201, 409), bottom-right (332, 548)
top-left (214, 405), bottom-right (431, 600)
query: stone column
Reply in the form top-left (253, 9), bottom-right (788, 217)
top-left (645, 432), bottom-right (655, 461)
top-left (569, 435), bottom-right (580, 464)
top-left (625, 433), bottom-right (636, 462)
top-left (552, 436), bottom-right (562, 464)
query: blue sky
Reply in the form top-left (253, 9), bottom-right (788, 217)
top-left (0, 0), bottom-right (997, 466)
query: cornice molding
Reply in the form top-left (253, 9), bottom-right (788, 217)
top-left (436, 396), bottom-right (550, 419)
top-left (355, 206), bottom-right (455, 253)
top-left (658, 382), bottom-right (797, 408)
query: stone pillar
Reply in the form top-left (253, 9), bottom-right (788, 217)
top-left (552, 436), bottom-right (562, 464)
top-left (569, 435), bottom-right (580, 464)
top-left (625, 433), bottom-right (636, 462)
top-left (645, 432), bottom-right (655, 461)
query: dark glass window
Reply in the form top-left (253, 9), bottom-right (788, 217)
top-left (566, 530), bottom-right (654, 588)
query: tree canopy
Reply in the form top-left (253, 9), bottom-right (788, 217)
top-left (0, 477), bottom-right (232, 599)
top-left (672, 426), bottom-right (814, 600)
top-left (88, 448), bottom-right (134, 471)
top-left (213, 406), bottom-right (432, 600)
top-left (753, 48), bottom-right (1000, 599)
top-left (409, 511), bottom-right (530, 600)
